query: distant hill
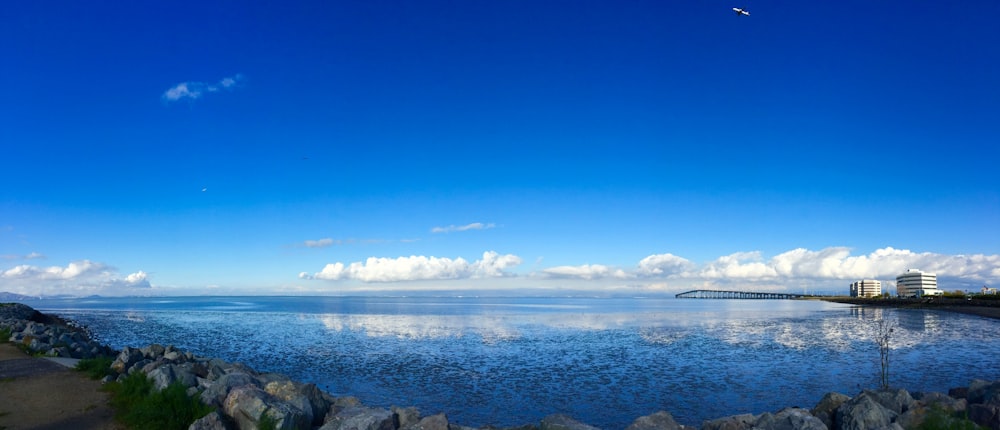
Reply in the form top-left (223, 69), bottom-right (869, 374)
top-left (0, 291), bottom-right (41, 301)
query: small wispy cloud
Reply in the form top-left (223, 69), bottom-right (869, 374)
top-left (301, 237), bottom-right (407, 248)
top-left (162, 74), bottom-right (244, 103)
top-left (304, 238), bottom-right (336, 248)
top-left (431, 222), bottom-right (496, 234)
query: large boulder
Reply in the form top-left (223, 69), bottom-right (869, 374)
top-left (401, 412), bottom-right (448, 430)
top-left (835, 392), bottom-right (898, 430)
top-left (320, 405), bottom-right (397, 430)
top-left (265, 380), bottom-right (332, 427)
top-left (751, 408), bottom-right (826, 430)
top-left (811, 392), bottom-right (850, 429)
top-left (625, 411), bottom-right (681, 430)
top-left (201, 372), bottom-right (260, 406)
top-left (864, 389), bottom-right (916, 415)
top-left (111, 346), bottom-right (145, 374)
top-left (223, 385), bottom-right (310, 430)
top-left (539, 414), bottom-right (600, 430)
top-left (392, 406), bottom-right (421, 429)
top-left (701, 413), bottom-right (757, 430)
top-left (188, 410), bottom-right (233, 430)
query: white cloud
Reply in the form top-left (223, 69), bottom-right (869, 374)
top-left (431, 223), bottom-right (496, 234)
top-left (636, 253), bottom-right (695, 276)
top-left (307, 251), bottom-right (522, 282)
top-left (162, 74), bottom-right (244, 102)
top-left (0, 260), bottom-right (153, 296)
top-left (541, 264), bottom-right (628, 280)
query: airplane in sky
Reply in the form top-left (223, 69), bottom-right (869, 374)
top-left (733, 7), bottom-right (750, 16)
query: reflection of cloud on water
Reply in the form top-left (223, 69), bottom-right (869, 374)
top-left (320, 314), bottom-right (522, 342)
top-left (318, 312), bottom-right (670, 342)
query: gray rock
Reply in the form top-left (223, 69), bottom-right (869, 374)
top-left (188, 410), bottom-right (233, 430)
top-left (392, 406), bottom-right (421, 429)
top-left (142, 343), bottom-right (166, 359)
top-left (810, 392), bottom-right (849, 430)
top-left (201, 372), bottom-right (260, 406)
top-left (539, 414), bottom-right (600, 430)
top-left (223, 385), bottom-right (310, 430)
top-left (112, 347), bottom-right (145, 374)
top-left (864, 389), bottom-right (916, 414)
top-left (626, 411), bottom-right (680, 430)
top-left (700, 413), bottom-right (756, 430)
top-left (321, 405), bottom-right (397, 430)
top-left (402, 412), bottom-right (448, 430)
top-left (148, 364), bottom-right (178, 390)
top-left (835, 393), bottom-right (898, 430)
top-left (265, 380), bottom-right (331, 427)
top-left (752, 408), bottom-right (826, 430)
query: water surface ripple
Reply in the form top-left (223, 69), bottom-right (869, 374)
top-left (35, 296), bottom-right (1000, 429)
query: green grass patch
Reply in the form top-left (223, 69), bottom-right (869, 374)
top-left (104, 372), bottom-right (215, 430)
top-left (0, 327), bottom-right (11, 342)
top-left (75, 356), bottom-right (115, 380)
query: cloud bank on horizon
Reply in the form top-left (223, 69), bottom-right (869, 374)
top-left (1, 260), bottom-right (150, 297)
top-left (2, 246), bottom-right (997, 297)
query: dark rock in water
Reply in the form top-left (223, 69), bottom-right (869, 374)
top-left (539, 414), bottom-right (599, 430)
top-left (836, 392), bottom-right (898, 430)
top-left (625, 411), bottom-right (681, 430)
top-left (810, 392), bottom-right (850, 429)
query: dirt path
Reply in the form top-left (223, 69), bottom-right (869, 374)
top-left (0, 344), bottom-right (122, 430)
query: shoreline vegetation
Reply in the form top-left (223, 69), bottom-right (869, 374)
top-left (3, 301), bottom-right (1000, 430)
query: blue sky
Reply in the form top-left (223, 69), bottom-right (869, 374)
top-left (2, 1), bottom-right (998, 296)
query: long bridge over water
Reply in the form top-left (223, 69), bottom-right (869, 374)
top-left (675, 289), bottom-right (810, 300)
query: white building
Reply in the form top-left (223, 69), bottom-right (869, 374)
top-left (896, 269), bottom-right (942, 297)
top-left (850, 280), bottom-right (882, 298)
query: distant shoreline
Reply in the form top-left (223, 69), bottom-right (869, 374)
top-left (819, 297), bottom-right (1000, 320)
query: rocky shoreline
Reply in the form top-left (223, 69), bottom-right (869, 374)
top-left (3, 302), bottom-right (999, 430)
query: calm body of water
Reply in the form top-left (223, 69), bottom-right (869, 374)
top-left (29, 296), bottom-right (1000, 429)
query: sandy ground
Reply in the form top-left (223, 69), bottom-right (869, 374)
top-left (0, 344), bottom-right (122, 430)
